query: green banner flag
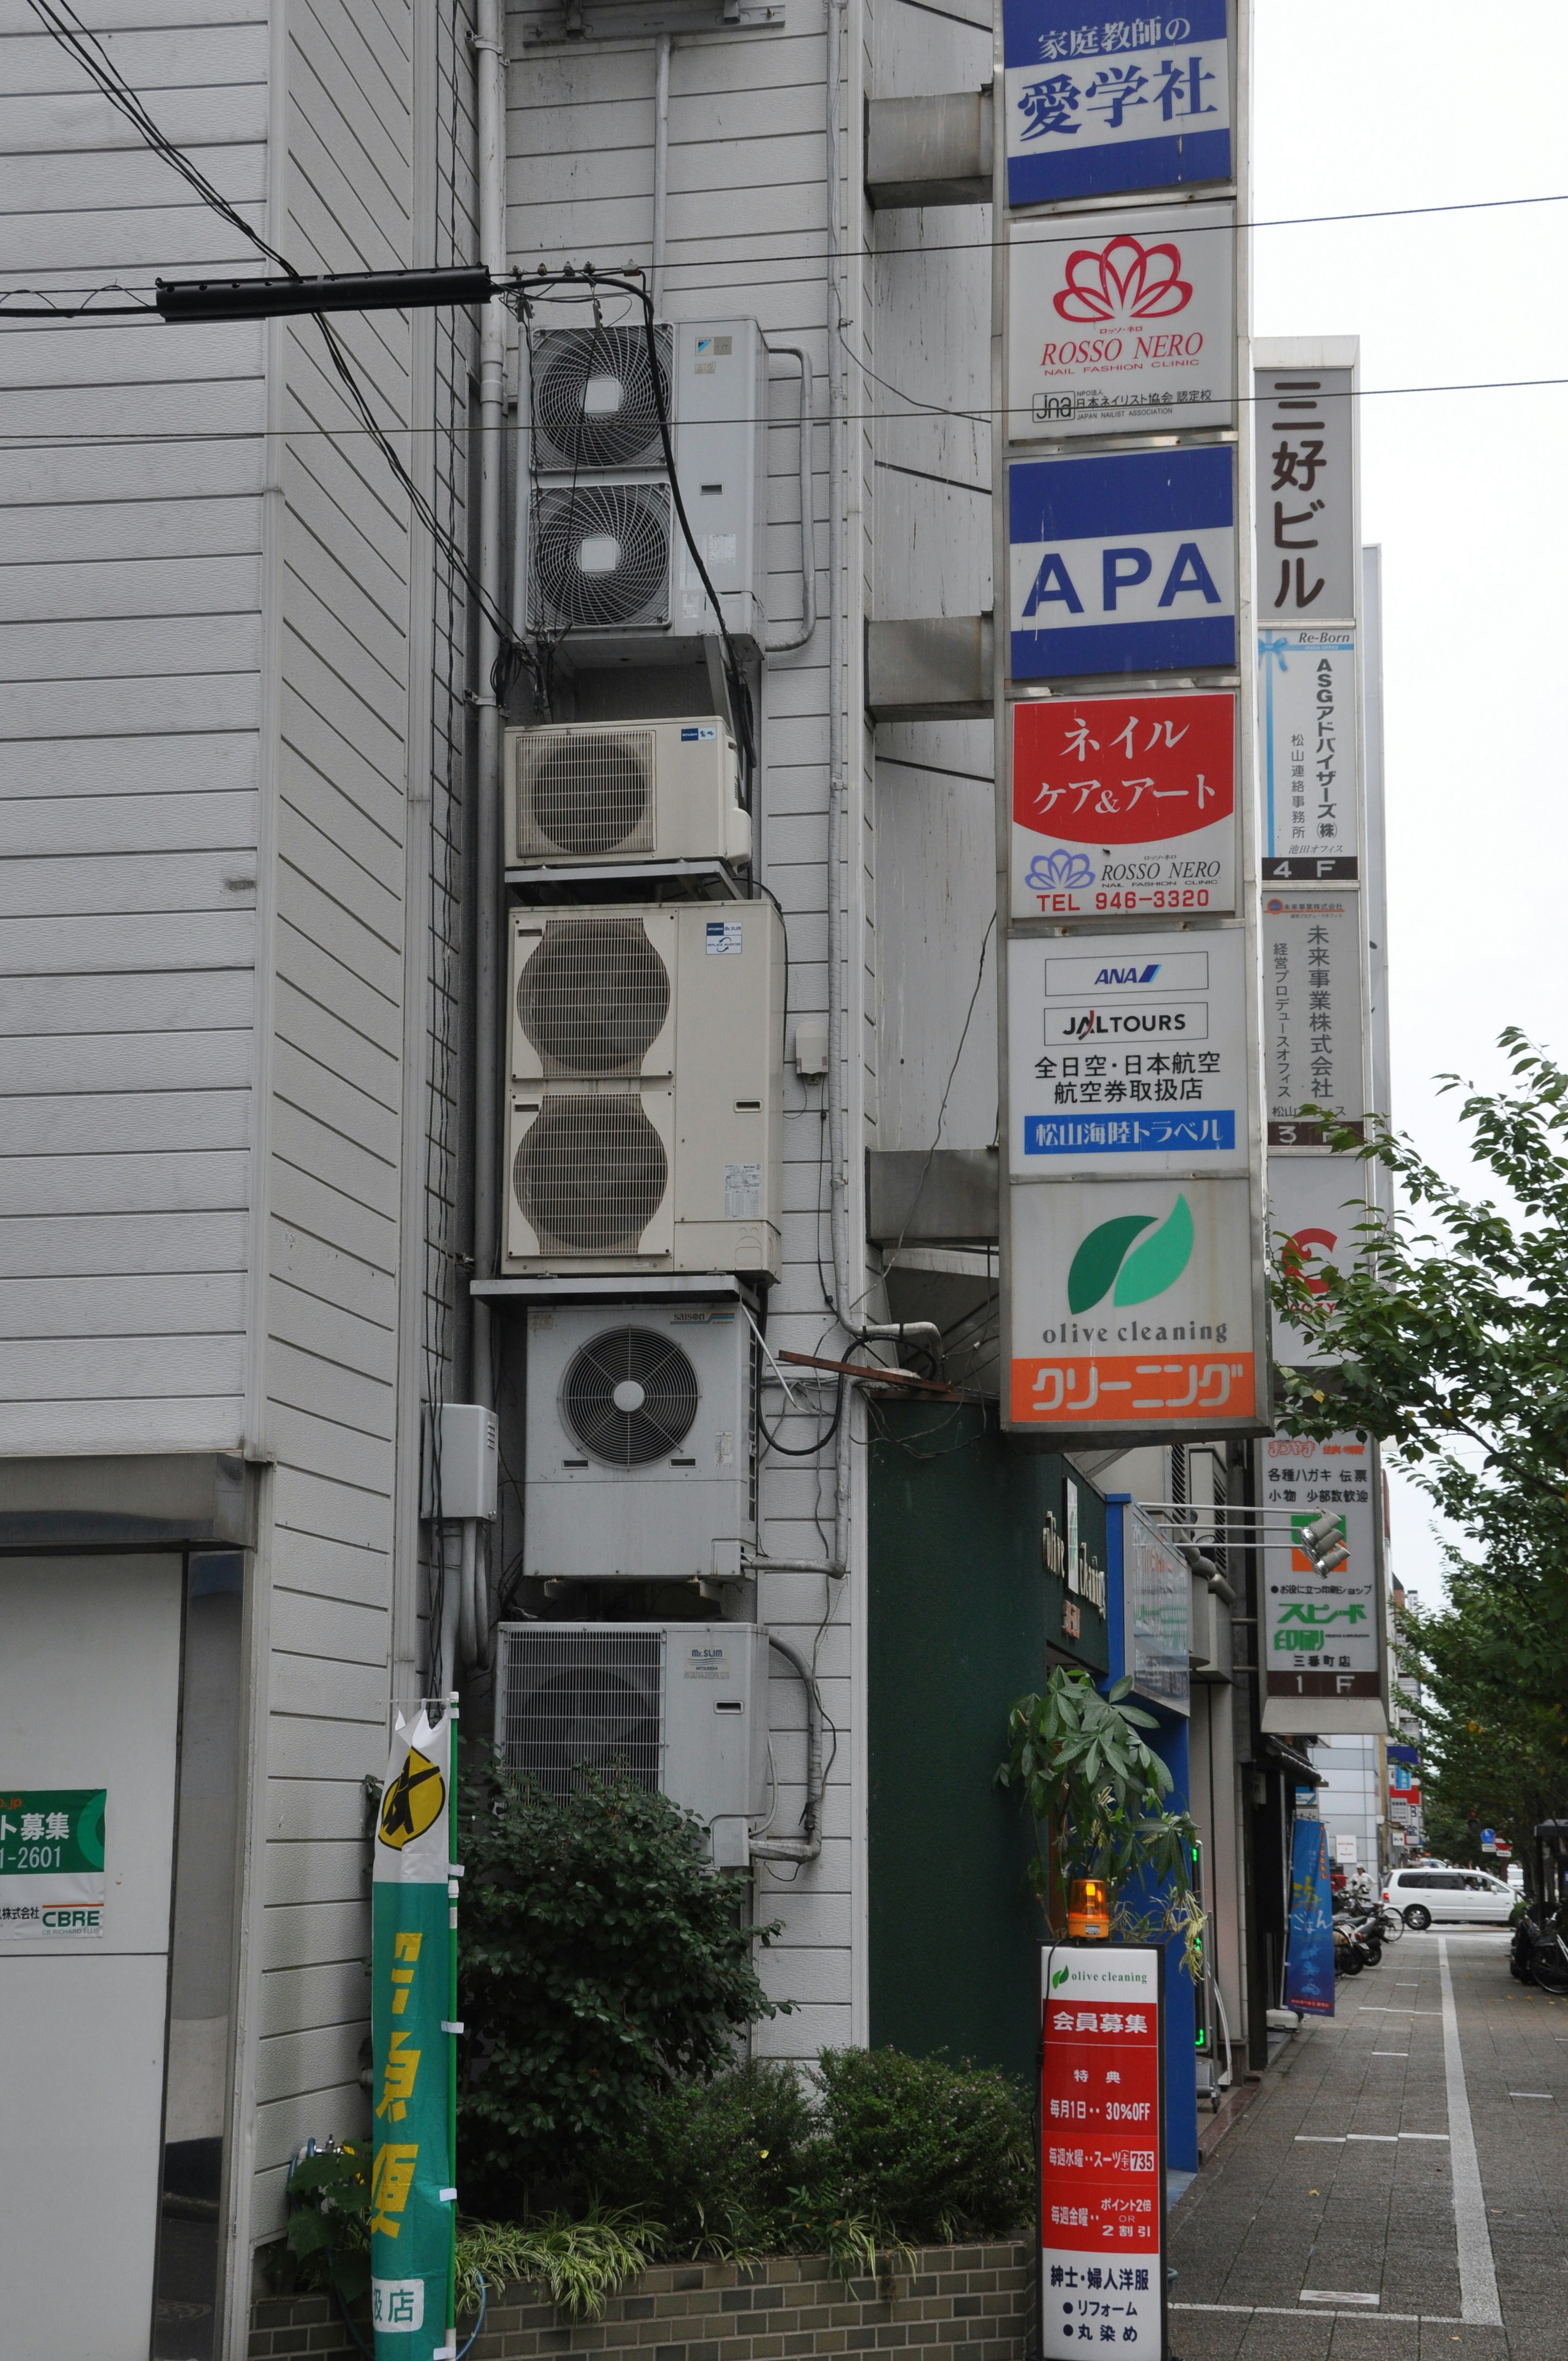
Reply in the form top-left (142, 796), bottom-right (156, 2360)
top-left (372, 1702), bottom-right (457, 2358)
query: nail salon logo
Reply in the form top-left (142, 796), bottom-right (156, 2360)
top-left (1067, 1194), bottom-right (1194, 1314)
top-left (1026, 848), bottom-right (1097, 893)
top-left (1053, 234), bottom-right (1193, 327)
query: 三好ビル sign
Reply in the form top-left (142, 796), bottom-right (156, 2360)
top-left (1007, 203), bottom-right (1235, 441)
top-left (1003, 0), bottom-right (1232, 210)
top-left (1040, 1943), bottom-right (1166, 2357)
top-left (1254, 366), bottom-right (1355, 623)
top-left (1011, 688), bottom-right (1236, 918)
top-left (1009, 445), bottom-right (1236, 682)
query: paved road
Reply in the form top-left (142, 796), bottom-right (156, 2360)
top-left (1165, 1929), bottom-right (1567, 2359)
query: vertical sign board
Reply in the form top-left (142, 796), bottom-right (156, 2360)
top-left (1254, 367), bottom-right (1356, 624)
top-left (1124, 1508), bottom-right (1191, 1712)
top-left (1260, 1433), bottom-right (1384, 1733)
top-left (1040, 1944), bottom-right (1166, 2357)
top-left (1267, 1151), bottom-right (1372, 1365)
top-left (1263, 892), bottom-right (1365, 1143)
top-left (1006, 203), bottom-right (1236, 441)
top-left (1009, 445), bottom-right (1238, 682)
top-left (1257, 627), bottom-right (1359, 875)
top-left (0, 1789), bottom-right (107, 1940)
top-left (1003, 0), bottom-right (1232, 209)
top-left (1011, 689), bottom-right (1238, 919)
top-left (372, 1705), bottom-right (457, 2359)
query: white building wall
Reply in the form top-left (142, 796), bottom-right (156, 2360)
top-left (0, 1), bottom-right (270, 1455)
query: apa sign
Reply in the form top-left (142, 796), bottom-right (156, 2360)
top-left (1003, 0), bottom-right (1232, 210)
top-left (1007, 1176), bottom-right (1262, 1435)
top-left (1009, 927), bottom-right (1250, 1175)
top-left (1009, 445), bottom-right (1236, 682)
top-left (1011, 688), bottom-right (1236, 918)
top-left (1257, 628), bottom-right (1358, 875)
top-left (1007, 203), bottom-right (1235, 440)
top-left (1039, 1944), bottom-right (1166, 2358)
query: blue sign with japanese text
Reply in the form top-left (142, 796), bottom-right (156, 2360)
top-left (1284, 1818), bottom-right (1334, 2018)
top-left (1009, 445), bottom-right (1236, 682)
top-left (1003, 2), bottom-right (1232, 209)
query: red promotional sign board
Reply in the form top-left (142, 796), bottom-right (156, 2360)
top-left (1040, 1944), bottom-right (1165, 2358)
top-left (1012, 691), bottom-right (1236, 922)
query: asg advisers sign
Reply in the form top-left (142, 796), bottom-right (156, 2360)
top-left (1009, 446), bottom-right (1236, 683)
top-left (1011, 689), bottom-right (1236, 918)
top-left (1040, 1945), bottom-right (1166, 2358)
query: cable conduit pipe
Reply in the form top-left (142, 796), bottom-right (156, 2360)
top-left (749, 1633), bottom-right (824, 1863)
top-left (765, 343), bottom-right (815, 654)
top-left (824, 0), bottom-right (852, 1584)
top-left (471, 0), bottom-right (506, 1413)
top-left (651, 33), bottom-right (671, 310)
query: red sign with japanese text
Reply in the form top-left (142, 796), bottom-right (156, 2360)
top-left (1012, 691), bottom-right (1236, 922)
top-left (1040, 1944), bottom-right (1165, 2358)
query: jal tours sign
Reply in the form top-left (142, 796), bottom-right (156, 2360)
top-left (1009, 445), bottom-right (1236, 682)
top-left (1007, 203), bottom-right (1234, 440)
top-left (1011, 689), bottom-right (1236, 918)
top-left (1261, 1432), bottom-right (1383, 1729)
top-left (0, 1788), bottom-right (107, 1941)
top-left (1039, 1944), bottom-right (1166, 2357)
top-left (1264, 892), bottom-right (1364, 1144)
top-left (1008, 927), bottom-right (1250, 1172)
top-left (1007, 1176), bottom-right (1262, 1434)
top-left (1255, 367), bottom-right (1356, 623)
top-left (1003, 0), bottom-right (1231, 209)
top-left (1258, 629), bottom-right (1358, 876)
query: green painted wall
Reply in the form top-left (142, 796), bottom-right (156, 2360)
top-left (867, 1403), bottom-right (1109, 2083)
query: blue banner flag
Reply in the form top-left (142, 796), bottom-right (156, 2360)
top-left (1284, 1818), bottom-right (1334, 2018)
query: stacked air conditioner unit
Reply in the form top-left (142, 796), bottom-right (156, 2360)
top-left (522, 316), bottom-right (766, 657)
top-left (504, 898), bottom-right (784, 1278)
top-left (505, 715), bottom-right (751, 871)
top-left (522, 1299), bottom-right (757, 1584)
top-left (493, 1620), bottom-right (768, 1866)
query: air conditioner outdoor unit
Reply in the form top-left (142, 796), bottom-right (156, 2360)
top-left (523, 316), bottom-right (766, 655)
top-left (504, 715), bottom-right (750, 869)
top-left (523, 1299), bottom-right (756, 1584)
top-left (493, 1620), bottom-right (768, 1864)
top-left (503, 899), bottom-right (783, 1276)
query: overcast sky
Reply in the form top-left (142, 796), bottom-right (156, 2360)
top-left (1251, 3), bottom-right (1568, 1601)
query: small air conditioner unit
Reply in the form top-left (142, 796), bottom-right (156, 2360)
top-left (504, 716), bottom-right (750, 870)
top-left (493, 1620), bottom-right (768, 1864)
top-left (522, 316), bottom-right (766, 656)
top-left (504, 900), bottom-right (783, 1277)
top-left (523, 1299), bottom-right (756, 1584)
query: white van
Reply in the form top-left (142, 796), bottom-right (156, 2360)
top-left (1384, 1865), bottom-right (1515, 1928)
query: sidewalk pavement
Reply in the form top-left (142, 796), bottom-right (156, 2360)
top-left (1164, 1928), bottom-right (1567, 2360)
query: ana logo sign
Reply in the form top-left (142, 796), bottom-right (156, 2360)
top-left (1054, 233), bottom-right (1192, 325)
top-left (1068, 1194), bottom-right (1193, 1313)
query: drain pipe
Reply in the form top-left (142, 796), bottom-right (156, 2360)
top-left (749, 1633), bottom-right (824, 1864)
top-left (822, 0), bottom-right (855, 1584)
top-left (651, 33), bottom-right (672, 309)
top-left (471, 0), bottom-right (507, 1412)
top-left (765, 345), bottom-right (815, 654)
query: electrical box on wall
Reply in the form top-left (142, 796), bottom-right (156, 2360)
top-left (523, 1299), bottom-right (756, 1584)
top-left (503, 899), bottom-right (784, 1277)
top-left (420, 1402), bottom-right (498, 1521)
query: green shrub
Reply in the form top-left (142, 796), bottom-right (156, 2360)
top-left (456, 2206), bottom-right (659, 2320)
top-left (811, 2048), bottom-right (1033, 2245)
top-left (456, 1764), bottom-right (783, 2207)
top-left (591, 2058), bottom-right (815, 2253)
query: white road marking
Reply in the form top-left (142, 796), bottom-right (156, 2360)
top-left (1439, 1936), bottom-right (1502, 2326)
top-left (1301, 2289), bottom-right (1379, 2305)
top-left (1509, 2091), bottom-right (1552, 2099)
top-left (1172, 2305), bottom-right (1462, 2325)
top-left (1372, 2050), bottom-right (1409, 2057)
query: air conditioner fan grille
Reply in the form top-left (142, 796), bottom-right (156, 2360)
top-left (501, 1629), bottom-right (663, 1799)
top-left (518, 917), bottom-right (671, 1077)
top-left (513, 1095), bottom-right (668, 1254)
top-left (530, 483), bottom-right (671, 632)
top-left (518, 728), bottom-right (655, 858)
top-left (530, 324), bottom-right (672, 472)
top-left (561, 1325), bottom-right (701, 1466)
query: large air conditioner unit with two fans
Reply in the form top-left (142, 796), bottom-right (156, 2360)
top-left (523, 1299), bottom-right (756, 1584)
top-left (522, 316), bottom-right (766, 656)
top-left (504, 900), bottom-right (783, 1276)
top-left (493, 1621), bottom-right (768, 1865)
top-left (505, 715), bottom-right (749, 871)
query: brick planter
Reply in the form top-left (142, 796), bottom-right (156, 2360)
top-left (249, 2241), bottom-right (1033, 2361)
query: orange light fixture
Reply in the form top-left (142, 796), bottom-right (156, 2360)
top-left (1068, 1877), bottom-right (1109, 1940)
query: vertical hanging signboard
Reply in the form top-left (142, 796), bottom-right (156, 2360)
top-left (372, 1704), bottom-right (458, 2360)
top-left (1040, 1944), bottom-right (1166, 2357)
top-left (1259, 1433), bottom-right (1383, 1732)
top-left (1002, 0), bottom-right (1232, 210)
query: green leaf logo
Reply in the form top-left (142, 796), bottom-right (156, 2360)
top-left (1051, 1964), bottom-right (1071, 1991)
top-left (1067, 1194), bottom-right (1195, 1312)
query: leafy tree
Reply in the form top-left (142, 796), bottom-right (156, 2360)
top-left (1403, 1574), bottom-right (1568, 1866)
top-left (456, 1764), bottom-right (782, 2208)
top-left (996, 1666), bottom-right (1200, 1966)
top-left (1272, 1029), bottom-right (1568, 1704)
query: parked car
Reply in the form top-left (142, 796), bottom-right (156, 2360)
top-left (1384, 1866), bottom-right (1516, 1928)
